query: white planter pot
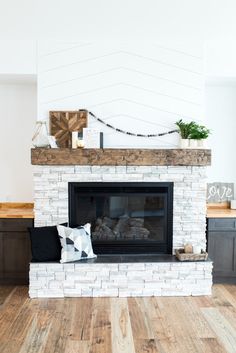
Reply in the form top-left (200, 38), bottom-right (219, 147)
top-left (197, 139), bottom-right (207, 148)
top-left (189, 139), bottom-right (198, 148)
top-left (180, 138), bottom-right (189, 148)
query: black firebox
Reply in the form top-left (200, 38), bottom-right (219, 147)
top-left (68, 182), bottom-right (173, 254)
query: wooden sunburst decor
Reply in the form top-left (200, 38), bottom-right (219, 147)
top-left (49, 110), bottom-right (88, 148)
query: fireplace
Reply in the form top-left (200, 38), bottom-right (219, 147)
top-left (68, 182), bottom-right (173, 254)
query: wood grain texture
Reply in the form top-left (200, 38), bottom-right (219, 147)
top-left (1, 285), bottom-right (236, 353)
top-left (111, 298), bottom-right (135, 353)
top-left (0, 219), bottom-right (33, 285)
top-left (31, 148), bottom-right (211, 166)
top-left (90, 298), bottom-right (111, 353)
top-left (0, 286), bottom-right (14, 306)
top-left (202, 308), bottom-right (236, 353)
top-left (207, 208), bottom-right (236, 218)
top-left (0, 204), bottom-right (34, 219)
top-left (70, 298), bottom-right (93, 340)
top-left (50, 110), bottom-right (87, 148)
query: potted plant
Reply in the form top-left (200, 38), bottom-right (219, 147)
top-left (175, 119), bottom-right (211, 148)
top-left (189, 124), bottom-right (211, 148)
top-left (175, 119), bottom-right (196, 148)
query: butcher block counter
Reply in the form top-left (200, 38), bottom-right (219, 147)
top-left (207, 207), bottom-right (236, 218)
top-left (0, 203), bottom-right (34, 284)
top-left (0, 203), bottom-right (34, 218)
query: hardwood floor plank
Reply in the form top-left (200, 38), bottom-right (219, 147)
top-left (0, 286), bottom-right (15, 306)
top-left (64, 340), bottom-right (91, 353)
top-left (153, 297), bottom-right (204, 353)
top-left (0, 286), bottom-right (29, 341)
top-left (5, 304), bottom-right (34, 341)
top-left (134, 339), bottom-right (161, 353)
top-left (143, 297), bottom-right (181, 353)
top-left (215, 284), bottom-right (236, 308)
top-left (70, 297), bottom-right (93, 341)
top-left (202, 307), bottom-right (236, 353)
top-left (176, 297), bottom-right (216, 339)
top-left (224, 284), bottom-right (236, 297)
top-left (210, 285), bottom-right (233, 307)
top-left (18, 312), bottom-right (52, 353)
top-left (219, 306), bottom-right (236, 332)
top-left (43, 298), bottom-right (74, 353)
top-left (0, 285), bottom-right (235, 353)
top-left (197, 338), bottom-right (227, 353)
top-left (111, 298), bottom-right (135, 353)
top-left (128, 298), bottom-right (154, 339)
top-left (0, 339), bottom-right (24, 353)
top-left (191, 295), bottom-right (213, 309)
top-left (89, 297), bottom-right (111, 353)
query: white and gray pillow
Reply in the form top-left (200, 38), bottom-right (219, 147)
top-left (57, 223), bottom-right (97, 263)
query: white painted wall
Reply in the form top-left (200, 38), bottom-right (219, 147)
top-left (205, 40), bottom-right (236, 188)
top-left (205, 40), bottom-right (236, 78)
top-left (0, 81), bottom-right (37, 202)
top-left (38, 40), bottom-right (204, 148)
top-left (0, 1), bottom-right (236, 41)
top-left (0, 40), bottom-right (37, 75)
top-left (206, 79), bottom-right (236, 185)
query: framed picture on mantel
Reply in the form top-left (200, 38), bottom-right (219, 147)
top-left (83, 128), bottom-right (103, 149)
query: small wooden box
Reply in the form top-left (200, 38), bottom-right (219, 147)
top-left (175, 249), bottom-right (208, 261)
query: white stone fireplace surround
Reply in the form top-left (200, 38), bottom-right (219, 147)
top-left (29, 162), bottom-right (212, 298)
top-left (34, 165), bottom-right (207, 252)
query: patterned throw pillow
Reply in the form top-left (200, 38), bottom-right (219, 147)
top-left (57, 223), bottom-right (97, 263)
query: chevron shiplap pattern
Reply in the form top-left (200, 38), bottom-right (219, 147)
top-left (37, 40), bottom-right (204, 148)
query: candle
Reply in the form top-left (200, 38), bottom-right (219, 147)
top-left (184, 243), bottom-right (193, 253)
top-left (72, 132), bottom-right (78, 149)
top-left (193, 245), bottom-right (202, 254)
top-left (231, 200), bottom-right (236, 209)
top-left (77, 139), bottom-right (84, 148)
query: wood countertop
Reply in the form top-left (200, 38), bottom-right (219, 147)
top-left (1, 202), bottom-right (235, 219)
top-left (0, 203), bottom-right (34, 219)
top-left (207, 207), bottom-right (236, 218)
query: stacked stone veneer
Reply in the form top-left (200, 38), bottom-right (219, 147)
top-left (31, 164), bottom-right (212, 297)
top-left (33, 165), bottom-right (207, 252)
top-left (29, 261), bottom-right (212, 298)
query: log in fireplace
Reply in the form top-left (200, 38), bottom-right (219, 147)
top-left (69, 182), bottom-right (173, 254)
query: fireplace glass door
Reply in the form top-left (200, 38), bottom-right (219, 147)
top-left (69, 182), bottom-right (173, 254)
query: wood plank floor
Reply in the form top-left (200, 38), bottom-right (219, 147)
top-left (0, 285), bottom-right (236, 353)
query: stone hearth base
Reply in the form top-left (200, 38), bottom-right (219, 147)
top-left (29, 258), bottom-right (213, 298)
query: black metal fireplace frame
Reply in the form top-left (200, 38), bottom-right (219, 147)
top-left (68, 182), bottom-right (173, 255)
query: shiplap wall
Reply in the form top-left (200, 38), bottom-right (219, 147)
top-left (38, 41), bottom-right (204, 148)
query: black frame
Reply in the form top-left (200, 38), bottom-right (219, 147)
top-left (68, 182), bottom-right (173, 255)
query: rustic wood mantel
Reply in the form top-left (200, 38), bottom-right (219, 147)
top-left (31, 148), bottom-right (211, 166)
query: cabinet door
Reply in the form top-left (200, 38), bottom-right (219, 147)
top-left (0, 233), bottom-right (3, 277)
top-left (208, 231), bottom-right (236, 277)
top-left (2, 231), bottom-right (31, 283)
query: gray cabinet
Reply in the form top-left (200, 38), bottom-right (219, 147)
top-left (0, 218), bottom-right (33, 284)
top-left (207, 218), bottom-right (236, 282)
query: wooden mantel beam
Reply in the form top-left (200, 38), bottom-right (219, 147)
top-left (31, 148), bottom-right (211, 166)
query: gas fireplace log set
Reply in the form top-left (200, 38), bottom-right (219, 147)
top-left (93, 216), bottom-right (150, 240)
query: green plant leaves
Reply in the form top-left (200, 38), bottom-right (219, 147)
top-left (175, 119), bottom-right (210, 139)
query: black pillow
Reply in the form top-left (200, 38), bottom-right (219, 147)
top-left (28, 226), bottom-right (62, 262)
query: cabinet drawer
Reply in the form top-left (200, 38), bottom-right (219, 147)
top-left (208, 218), bottom-right (236, 231)
top-left (0, 218), bottom-right (34, 232)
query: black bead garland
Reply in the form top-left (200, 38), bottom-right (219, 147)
top-left (88, 111), bottom-right (178, 138)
